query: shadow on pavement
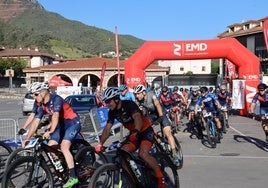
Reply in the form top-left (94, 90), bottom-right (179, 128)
top-left (233, 135), bottom-right (268, 152)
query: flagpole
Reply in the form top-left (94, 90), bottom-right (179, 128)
top-left (115, 26), bottom-right (121, 87)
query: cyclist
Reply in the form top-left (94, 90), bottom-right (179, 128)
top-left (186, 86), bottom-right (203, 139)
top-left (159, 86), bottom-right (179, 129)
top-left (133, 84), bottom-right (180, 164)
top-left (216, 84), bottom-right (232, 129)
top-left (195, 86), bottom-right (223, 140)
top-left (118, 84), bottom-right (135, 101)
top-left (23, 81), bottom-right (81, 188)
top-left (95, 87), bottom-right (166, 188)
top-left (172, 86), bottom-right (187, 125)
top-left (249, 83), bottom-right (268, 142)
top-left (18, 82), bottom-right (48, 136)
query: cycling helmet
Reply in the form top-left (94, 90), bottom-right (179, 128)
top-left (29, 82), bottom-right (50, 93)
top-left (220, 85), bottom-right (227, 90)
top-left (192, 86), bottom-right (199, 92)
top-left (102, 87), bottom-right (120, 102)
top-left (161, 86), bottom-right (169, 93)
top-left (200, 86), bottom-right (208, 93)
top-left (133, 84), bottom-right (146, 93)
top-left (257, 83), bottom-right (267, 90)
top-left (118, 84), bottom-right (127, 91)
top-left (173, 86), bottom-right (179, 92)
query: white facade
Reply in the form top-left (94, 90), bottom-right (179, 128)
top-left (158, 59), bottom-right (211, 74)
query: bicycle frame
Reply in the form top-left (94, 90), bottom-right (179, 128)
top-left (203, 112), bottom-right (218, 148)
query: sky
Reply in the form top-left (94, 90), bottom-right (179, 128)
top-left (37, 0), bottom-right (268, 41)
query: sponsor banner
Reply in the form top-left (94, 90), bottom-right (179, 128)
top-left (232, 79), bottom-right (245, 109)
top-left (226, 59), bottom-right (236, 80)
top-left (263, 17), bottom-right (268, 53)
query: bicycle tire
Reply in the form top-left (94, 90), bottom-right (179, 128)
top-left (4, 147), bottom-right (34, 170)
top-left (206, 120), bottom-right (217, 148)
top-left (172, 135), bottom-right (183, 169)
top-left (220, 112), bottom-right (227, 133)
top-left (1, 156), bottom-right (54, 188)
top-left (0, 141), bottom-right (13, 180)
top-left (74, 146), bottom-right (108, 184)
top-left (88, 163), bottom-right (135, 188)
top-left (153, 152), bottom-right (180, 188)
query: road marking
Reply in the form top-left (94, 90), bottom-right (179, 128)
top-left (230, 125), bottom-right (268, 152)
top-left (184, 154), bottom-right (268, 159)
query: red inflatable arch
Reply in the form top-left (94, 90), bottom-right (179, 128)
top-left (124, 38), bottom-right (260, 115)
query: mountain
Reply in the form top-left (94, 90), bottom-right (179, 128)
top-left (0, 0), bottom-right (144, 59)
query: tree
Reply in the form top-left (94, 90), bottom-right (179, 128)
top-left (0, 58), bottom-right (28, 77)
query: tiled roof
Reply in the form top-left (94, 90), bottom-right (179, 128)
top-left (23, 57), bottom-right (169, 72)
top-left (217, 17), bottom-right (266, 38)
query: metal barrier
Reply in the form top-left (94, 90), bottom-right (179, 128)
top-left (0, 118), bottom-right (18, 147)
top-left (78, 108), bottom-right (124, 143)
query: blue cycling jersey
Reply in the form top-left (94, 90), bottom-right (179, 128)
top-left (120, 91), bottom-right (135, 101)
top-left (196, 93), bottom-right (219, 112)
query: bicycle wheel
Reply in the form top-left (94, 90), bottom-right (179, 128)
top-left (74, 146), bottom-right (108, 185)
top-left (0, 141), bottom-right (13, 180)
top-left (172, 135), bottom-right (183, 169)
top-left (219, 111), bottom-right (227, 133)
top-left (88, 163), bottom-right (135, 188)
top-left (4, 147), bottom-right (34, 170)
top-left (206, 120), bottom-right (217, 148)
top-left (1, 156), bottom-right (54, 188)
top-left (153, 152), bottom-right (180, 188)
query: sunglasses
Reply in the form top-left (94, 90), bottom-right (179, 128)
top-left (259, 89), bottom-right (265, 92)
top-left (32, 92), bottom-right (40, 96)
top-left (104, 98), bottom-right (113, 104)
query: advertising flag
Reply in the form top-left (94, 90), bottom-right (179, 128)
top-left (226, 59), bottom-right (236, 80)
top-left (99, 62), bottom-right (106, 91)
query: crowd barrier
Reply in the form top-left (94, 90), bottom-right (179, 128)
top-left (0, 118), bottom-right (19, 148)
top-left (0, 107), bottom-right (124, 147)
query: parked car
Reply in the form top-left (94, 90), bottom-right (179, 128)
top-left (64, 94), bottom-right (99, 112)
top-left (21, 92), bottom-right (35, 116)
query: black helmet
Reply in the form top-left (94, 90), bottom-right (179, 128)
top-left (161, 86), bottom-right (169, 93)
top-left (257, 83), bottom-right (267, 90)
top-left (200, 86), bottom-right (208, 93)
top-left (173, 86), bottom-right (179, 92)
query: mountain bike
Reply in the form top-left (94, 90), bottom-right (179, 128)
top-left (1, 136), bottom-right (107, 188)
top-left (0, 141), bottom-right (13, 180)
top-left (89, 131), bottom-right (180, 188)
top-left (203, 112), bottom-right (220, 148)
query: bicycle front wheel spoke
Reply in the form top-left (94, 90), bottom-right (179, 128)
top-left (2, 156), bottom-right (54, 188)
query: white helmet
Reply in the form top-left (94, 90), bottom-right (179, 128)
top-left (133, 84), bottom-right (146, 93)
top-left (29, 82), bottom-right (50, 93)
top-left (102, 87), bottom-right (120, 102)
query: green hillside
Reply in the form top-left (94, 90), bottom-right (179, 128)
top-left (0, 1), bottom-right (144, 59)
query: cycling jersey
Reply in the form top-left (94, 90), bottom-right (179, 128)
top-left (216, 91), bottom-right (231, 107)
top-left (252, 91), bottom-right (268, 108)
top-left (120, 91), bottom-right (135, 101)
top-left (107, 100), bottom-right (151, 132)
top-left (159, 92), bottom-right (175, 110)
top-left (188, 93), bottom-right (200, 111)
top-left (36, 94), bottom-right (77, 120)
top-left (196, 93), bottom-right (219, 112)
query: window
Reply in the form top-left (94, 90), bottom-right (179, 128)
top-left (180, 67), bottom-right (184, 71)
top-left (202, 66), bottom-right (206, 72)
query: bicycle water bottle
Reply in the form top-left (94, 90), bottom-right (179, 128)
top-left (129, 159), bottom-right (142, 182)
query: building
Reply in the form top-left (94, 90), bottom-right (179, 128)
top-left (0, 47), bottom-right (63, 68)
top-left (23, 57), bottom-right (169, 91)
top-left (218, 16), bottom-right (268, 75)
